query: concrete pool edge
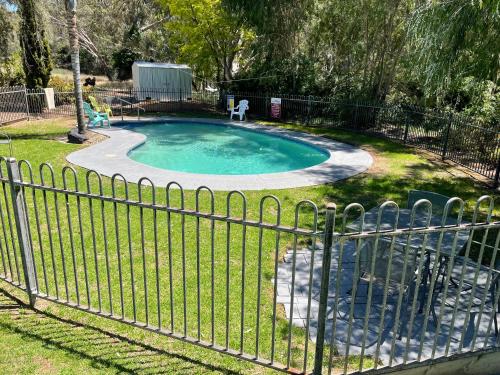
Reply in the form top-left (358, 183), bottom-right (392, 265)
top-left (66, 117), bottom-right (373, 190)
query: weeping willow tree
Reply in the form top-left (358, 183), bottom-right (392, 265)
top-left (19, 0), bottom-right (53, 88)
top-left (407, 0), bottom-right (500, 102)
top-left (223, 0), bottom-right (312, 59)
top-left (221, 0), bottom-right (314, 92)
top-left (307, 0), bottom-right (413, 100)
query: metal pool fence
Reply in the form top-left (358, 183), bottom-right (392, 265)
top-left (0, 85), bottom-right (499, 187)
top-left (0, 157), bottom-right (498, 374)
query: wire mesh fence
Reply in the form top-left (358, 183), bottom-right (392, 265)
top-left (0, 86), bottom-right (29, 124)
top-left (0, 85), bottom-right (499, 186)
top-left (0, 157), bottom-right (498, 374)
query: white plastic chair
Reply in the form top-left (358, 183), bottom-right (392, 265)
top-left (229, 100), bottom-right (249, 121)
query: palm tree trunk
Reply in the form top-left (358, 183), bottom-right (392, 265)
top-left (66, 3), bottom-right (85, 134)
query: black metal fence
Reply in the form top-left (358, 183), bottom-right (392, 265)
top-left (0, 86), bottom-right (499, 186)
top-left (225, 92), bottom-right (500, 185)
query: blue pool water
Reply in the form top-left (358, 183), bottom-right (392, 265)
top-left (126, 122), bottom-right (329, 175)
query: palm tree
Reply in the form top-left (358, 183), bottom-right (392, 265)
top-left (65, 0), bottom-right (85, 134)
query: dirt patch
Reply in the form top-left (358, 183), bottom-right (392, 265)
top-left (415, 148), bottom-right (493, 185)
top-left (359, 144), bottom-right (392, 175)
top-left (33, 298), bottom-right (51, 310)
top-left (84, 130), bottom-right (108, 145)
top-left (335, 136), bottom-right (492, 187)
top-left (56, 128), bottom-right (108, 145)
top-left (34, 356), bottom-right (56, 374)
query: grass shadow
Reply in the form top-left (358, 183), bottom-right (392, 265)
top-left (0, 288), bottom-right (240, 374)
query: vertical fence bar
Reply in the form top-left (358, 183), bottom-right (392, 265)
top-left (23, 86), bottom-right (30, 121)
top-left (441, 114), bottom-right (453, 160)
top-left (313, 203), bottom-right (337, 375)
top-left (62, 167), bottom-right (80, 306)
top-left (403, 111), bottom-right (410, 144)
top-left (493, 157), bottom-right (500, 189)
top-left (6, 158), bottom-right (37, 305)
top-left (0, 167), bottom-right (15, 282)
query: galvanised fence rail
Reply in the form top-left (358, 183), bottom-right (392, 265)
top-left (0, 85), bottom-right (499, 184)
top-left (0, 157), bottom-right (498, 374)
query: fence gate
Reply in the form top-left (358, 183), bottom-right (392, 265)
top-left (0, 157), bottom-right (498, 374)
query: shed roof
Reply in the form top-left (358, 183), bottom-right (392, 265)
top-left (133, 61), bottom-right (191, 69)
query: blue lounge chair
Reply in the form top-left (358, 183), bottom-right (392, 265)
top-left (83, 102), bottom-right (110, 128)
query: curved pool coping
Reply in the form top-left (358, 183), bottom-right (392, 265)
top-left (66, 117), bottom-right (373, 190)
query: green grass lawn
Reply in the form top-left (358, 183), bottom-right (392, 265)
top-left (0, 117), bottom-right (497, 374)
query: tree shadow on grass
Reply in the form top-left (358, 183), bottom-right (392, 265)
top-left (0, 288), bottom-right (240, 374)
top-left (2, 132), bottom-right (69, 140)
top-left (322, 166), bottom-right (497, 211)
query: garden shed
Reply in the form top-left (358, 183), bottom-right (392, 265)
top-left (132, 61), bottom-right (192, 101)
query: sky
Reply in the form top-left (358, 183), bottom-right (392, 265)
top-left (0, 1), bottom-right (17, 12)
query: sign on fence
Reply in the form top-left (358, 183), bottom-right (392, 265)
top-left (270, 97), bottom-right (281, 118)
top-left (227, 95), bottom-right (235, 111)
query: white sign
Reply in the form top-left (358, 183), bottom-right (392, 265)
top-left (44, 88), bottom-right (55, 110)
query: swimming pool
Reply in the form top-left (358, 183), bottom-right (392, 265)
top-left (67, 118), bottom-right (373, 190)
top-left (126, 121), bottom-right (330, 175)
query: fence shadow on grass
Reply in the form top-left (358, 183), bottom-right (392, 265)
top-left (0, 288), bottom-right (240, 374)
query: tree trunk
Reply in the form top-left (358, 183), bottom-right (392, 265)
top-left (66, 6), bottom-right (85, 134)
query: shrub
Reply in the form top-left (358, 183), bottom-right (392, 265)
top-left (0, 53), bottom-right (25, 86)
top-left (48, 75), bottom-right (74, 92)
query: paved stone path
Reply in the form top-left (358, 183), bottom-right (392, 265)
top-left (276, 241), bottom-right (498, 365)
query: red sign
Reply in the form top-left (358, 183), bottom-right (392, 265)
top-left (271, 97), bottom-right (281, 119)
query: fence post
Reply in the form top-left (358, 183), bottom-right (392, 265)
top-left (6, 158), bottom-right (37, 306)
top-left (403, 111), bottom-right (410, 144)
top-left (441, 114), bottom-right (453, 160)
top-left (265, 95), bottom-right (269, 119)
top-left (313, 203), bottom-right (337, 374)
top-left (306, 95), bottom-right (312, 125)
top-left (353, 101), bottom-right (359, 128)
top-left (23, 86), bottom-right (30, 121)
top-left (493, 157), bottom-right (500, 189)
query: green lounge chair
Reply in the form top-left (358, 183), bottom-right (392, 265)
top-left (83, 102), bottom-right (110, 128)
top-left (88, 95), bottom-right (113, 117)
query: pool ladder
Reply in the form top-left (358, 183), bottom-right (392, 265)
top-left (102, 96), bottom-right (146, 121)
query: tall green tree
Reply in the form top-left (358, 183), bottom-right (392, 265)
top-left (309, 0), bottom-right (412, 100)
top-left (0, 2), bottom-right (24, 86)
top-left (0, 5), bottom-right (14, 59)
top-left (19, 0), bottom-right (53, 88)
top-left (65, 0), bottom-right (85, 133)
top-left (407, 0), bottom-right (500, 101)
top-left (159, 0), bottom-right (252, 85)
